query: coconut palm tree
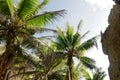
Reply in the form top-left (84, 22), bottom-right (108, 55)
top-left (52, 21), bottom-right (98, 80)
top-left (35, 46), bottom-right (66, 80)
top-left (8, 21), bottom-right (99, 80)
top-left (82, 67), bottom-right (106, 80)
top-left (71, 61), bottom-right (105, 80)
top-left (0, 0), bottom-right (65, 79)
top-left (6, 54), bottom-right (39, 80)
top-left (8, 45), bottom-right (67, 80)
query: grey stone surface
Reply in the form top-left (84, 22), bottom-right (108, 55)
top-left (101, 4), bottom-right (120, 80)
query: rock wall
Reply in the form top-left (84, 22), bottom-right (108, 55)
top-left (101, 4), bottom-right (120, 80)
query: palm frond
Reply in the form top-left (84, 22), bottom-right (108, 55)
top-left (80, 31), bottom-right (89, 40)
top-left (72, 32), bottom-right (80, 47)
top-left (25, 55), bottom-right (39, 67)
top-left (49, 53), bottom-right (65, 72)
top-left (81, 67), bottom-right (92, 80)
top-left (53, 27), bottom-right (67, 50)
top-left (49, 57), bottom-right (67, 74)
top-left (7, 0), bottom-right (14, 16)
top-left (16, 46), bottom-right (40, 66)
top-left (77, 20), bottom-right (83, 32)
top-left (72, 62), bottom-right (81, 80)
top-left (35, 27), bottom-right (57, 33)
top-left (66, 22), bottom-right (73, 46)
top-left (42, 52), bottom-right (64, 71)
top-left (93, 68), bottom-right (106, 80)
top-left (72, 31), bottom-right (89, 48)
top-left (0, 0), bottom-right (10, 15)
top-left (38, 36), bottom-right (56, 40)
top-left (20, 27), bottom-right (57, 36)
top-left (17, 31), bottom-right (47, 50)
top-left (39, 0), bottom-right (50, 9)
top-left (52, 41), bottom-right (66, 51)
top-left (80, 57), bottom-right (96, 69)
top-left (76, 36), bottom-right (98, 52)
top-left (26, 10), bottom-right (66, 28)
top-left (22, 36), bottom-right (43, 49)
top-left (17, 0), bottom-right (39, 19)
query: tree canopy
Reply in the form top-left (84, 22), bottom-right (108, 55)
top-left (0, 0), bottom-right (106, 80)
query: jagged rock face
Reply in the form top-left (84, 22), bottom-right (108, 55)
top-left (113, 0), bottom-right (120, 4)
top-left (101, 4), bottom-right (120, 80)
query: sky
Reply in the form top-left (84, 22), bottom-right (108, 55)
top-left (43, 0), bottom-right (114, 80)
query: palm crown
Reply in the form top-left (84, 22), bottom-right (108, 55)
top-left (52, 21), bottom-right (98, 80)
top-left (0, 0), bottom-right (65, 79)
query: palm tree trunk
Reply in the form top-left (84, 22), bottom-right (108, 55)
top-left (101, 2), bottom-right (120, 80)
top-left (68, 65), bottom-right (72, 80)
top-left (0, 33), bottom-right (14, 80)
top-left (45, 74), bottom-right (48, 80)
top-left (67, 52), bottom-right (73, 80)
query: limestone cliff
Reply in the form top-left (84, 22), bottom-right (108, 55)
top-left (101, 4), bottom-right (120, 80)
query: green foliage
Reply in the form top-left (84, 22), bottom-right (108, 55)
top-left (39, 0), bottom-right (50, 9)
top-left (51, 21), bottom-right (99, 80)
top-left (80, 57), bottom-right (96, 69)
top-left (26, 10), bottom-right (65, 28)
top-left (7, 0), bottom-right (14, 16)
top-left (93, 68), bottom-right (106, 80)
top-left (76, 36), bottom-right (98, 52)
top-left (0, 0), bottom-right (10, 15)
top-left (0, 0), bottom-right (65, 79)
top-left (81, 67), bottom-right (91, 80)
top-left (17, 0), bottom-right (39, 19)
top-left (0, 0), bottom-right (105, 79)
top-left (66, 22), bottom-right (74, 45)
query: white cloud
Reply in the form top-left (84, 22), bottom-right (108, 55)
top-left (85, 0), bottom-right (114, 8)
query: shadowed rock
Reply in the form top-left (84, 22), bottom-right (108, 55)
top-left (113, 0), bottom-right (120, 4)
top-left (101, 4), bottom-right (120, 80)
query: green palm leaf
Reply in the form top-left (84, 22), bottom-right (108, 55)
top-left (72, 32), bottom-right (80, 47)
top-left (39, 0), bottom-right (50, 9)
top-left (77, 20), bottom-right (83, 32)
top-left (81, 67), bottom-right (92, 80)
top-left (17, 0), bottom-right (39, 19)
top-left (18, 27), bottom-right (57, 36)
top-left (66, 22), bottom-right (73, 46)
top-left (49, 58), bottom-right (66, 74)
top-left (42, 52), bottom-right (64, 70)
top-left (76, 36), bottom-right (98, 52)
top-left (18, 47), bottom-right (40, 66)
top-left (26, 10), bottom-right (65, 28)
top-left (53, 27), bottom-right (67, 50)
top-left (52, 22), bottom-right (99, 80)
top-left (0, 0), bottom-right (67, 79)
top-left (7, 0), bottom-right (14, 16)
top-left (21, 35), bottom-right (45, 49)
top-left (80, 31), bottom-right (89, 39)
top-left (52, 41), bottom-right (66, 51)
top-left (0, 0), bottom-right (10, 15)
top-left (72, 31), bottom-right (89, 48)
top-left (93, 68), bottom-right (106, 80)
top-left (36, 27), bottom-right (57, 33)
top-left (80, 57), bottom-right (96, 69)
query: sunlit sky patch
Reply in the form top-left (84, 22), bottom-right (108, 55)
top-left (85, 0), bottom-right (114, 8)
